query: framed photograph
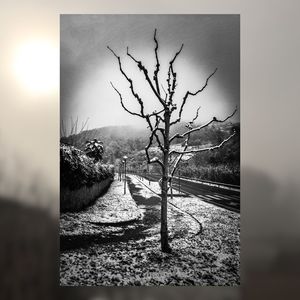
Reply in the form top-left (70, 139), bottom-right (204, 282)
top-left (60, 14), bottom-right (240, 286)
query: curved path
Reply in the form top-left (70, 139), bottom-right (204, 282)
top-left (61, 176), bottom-right (189, 251)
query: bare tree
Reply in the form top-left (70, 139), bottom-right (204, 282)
top-left (60, 117), bottom-right (89, 145)
top-left (108, 29), bottom-right (237, 253)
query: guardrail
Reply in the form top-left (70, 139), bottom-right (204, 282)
top-left (177, 175), bottom-right (240, 190)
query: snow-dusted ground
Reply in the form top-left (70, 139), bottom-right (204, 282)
top-left (60, 175), bottom-right (240, 286)
top-left (60, 178), bottom-right (142, 237)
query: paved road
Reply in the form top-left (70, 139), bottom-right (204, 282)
top-left (140, 173), bottom-right (240, 213)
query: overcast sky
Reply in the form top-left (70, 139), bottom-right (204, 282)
top-left (61, 14), bottom-right (239, 132)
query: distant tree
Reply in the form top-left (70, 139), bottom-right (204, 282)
top-left (84, 139), bottom-right (104, 162)
top-left (60, 117), bottom-right (89, 146)
top-left (108, 29), bottom-right (237, 253)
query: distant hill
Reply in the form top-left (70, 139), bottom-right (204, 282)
top-left (61, 122), bottom-right (239, 164)
top-left (61, 125), bottom-right (148, 149)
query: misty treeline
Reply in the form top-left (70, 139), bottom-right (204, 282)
top-left (61, 122), bottom-right (239, 185)
top-left (127, 124), bottom-right (240, 185)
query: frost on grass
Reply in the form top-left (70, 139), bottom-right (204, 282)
top-left (60, 233), bottom-right (239, 286)
top-left (60, 179), bottom-right (142, 237)
top-left (60, 175), bottom-right (239, 286)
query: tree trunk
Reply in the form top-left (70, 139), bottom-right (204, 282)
top-left (160, 110), bottom-right (171, 253)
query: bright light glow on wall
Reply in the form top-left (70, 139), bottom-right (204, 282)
top-left (13, 40), bottom-right (58, 95)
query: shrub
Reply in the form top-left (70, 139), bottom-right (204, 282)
top-left (60, 143), bottom-right (114, 190)
top-left (84, 139), bottom-right (104, 162)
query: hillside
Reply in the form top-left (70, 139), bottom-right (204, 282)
top-left (61, 122), bottom-right (240, 184)
top-left (61, 125), bottom-right (148, 162)
top-left (62, 122), bottom-right (238, 158)
top-left (61, 125), bottom-right (147, 148)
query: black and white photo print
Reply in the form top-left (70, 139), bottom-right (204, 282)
top-left (60, 14), bottom-right (240, 286)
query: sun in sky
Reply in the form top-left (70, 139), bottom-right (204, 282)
top-left (13, 40), bottom-right (58, 95)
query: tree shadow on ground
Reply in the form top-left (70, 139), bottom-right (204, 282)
top-left (60, 177), bottom-right (162, 251)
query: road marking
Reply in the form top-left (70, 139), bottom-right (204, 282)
top-left (213, 194), bottom-right (240, 201)
top-left (197, 195), bottom-right (214, 201)
top-left (204, 195), bottom-right (223, 201)
top-left (210, 194), bottom-right (227, 200)
top-left (225, 194), bottom-right (240, 200)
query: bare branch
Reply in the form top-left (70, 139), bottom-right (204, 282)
top-left (166, 68), bottom-right (172, 99)
top-left (169, 132), bottom-right (181, 144)
top-left (74, 116), bottom-right (78, 135)
top-left (192, 106), bottom-right (201, 123)
top-left (80, 117), bottom-right (90, 132)
top-left (145, 129), bottom-right (164, 170)
top-left (169, 131), bottom-right (236, 156)
top-left (183, 107), bottom-right (237, 137)
top-left (108, 46), bottom-right (146, 116)
top-left (153, 29), bottom-right (161, 96)
top-left (170, 134), bottom-right (191, 177)
top-left (172, 68), bottom-right (217, 125)
top-left (126, 47), bottom-right (166, 107)
top-left (166, 44), bottom-right (184, 104)
top-left (150, 119), bottom-right (165, 152)
top-left (170, 43), bottom-right (184, 66)
top-left (110, 82), bottom-right (143, 118)
top-left (154, 132), bottom-right (164, 152)
top-left (60, 117), bottom-right (89, 139)
top-left (161, 84), bottom-right (168, 100)
top-left (150, 112), bottom-right (163, 130)
top-left (109, 46), bottom-right (165, 143)
top-left (149, 108), bottom-right (165, 118)
top-left (144, 111), bottom-right (165, 159)
top-left (170, 107), bottom-right (237, 143)
top-left (149, 120), bottom-right (164, 151)
top-left (108, 45), bottom-right (165, 126)
top-left (70, 117), bottom-right (76, 135)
